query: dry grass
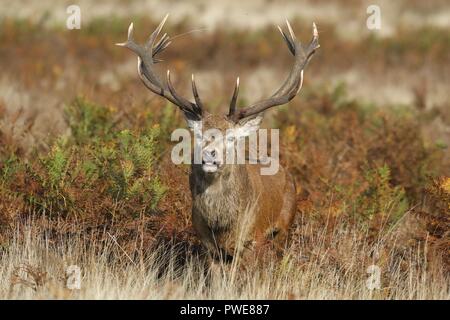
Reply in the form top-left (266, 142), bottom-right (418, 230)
top-left (2, 216), bottom-right (448, 300)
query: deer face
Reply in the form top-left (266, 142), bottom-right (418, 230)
top-left (189, 113), bottom-right (262, 174)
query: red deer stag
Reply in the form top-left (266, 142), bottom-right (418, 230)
top-left (117, 15), bottom-right (319, 262)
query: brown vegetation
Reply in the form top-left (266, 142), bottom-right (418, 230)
top-left (0, 9), bottom-right (448, 299)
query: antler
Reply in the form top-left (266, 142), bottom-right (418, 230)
top-left (228, 20), bottom-right (319, 123)
top-left (116, 15), bottom-right (203, 120)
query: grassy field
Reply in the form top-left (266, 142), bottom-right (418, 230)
top-left (2, 217), bottom-right (448, 299)
top-left (0, 1), bottom-right (449, 299)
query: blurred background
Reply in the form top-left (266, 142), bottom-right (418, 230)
top-left (0, 1), bottom-right (449, 295)
top-left (0, 0), bottom-right (449, 149)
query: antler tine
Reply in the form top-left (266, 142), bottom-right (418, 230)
top-left (277, 25), bottom-right (295, 55)
top-left (116, 15), bottom-right (202, 121)
top-left (191, 74), bottom-right (204, 114)
top-left (115, 23), bottom-right (138, 51)
top-left (285, 19), bottom-right (297, 43)
top-left (166, 71), bottom-right (200, 118)
top-left (229, 21), bottom-right (319, 123)
top-left (167, 70), bottom-right (199, 113)
top-left (145, 14), bottom-right (169, 51)
top-left (310, 22), bottom-right (320, 52)
top-left (154, 33), bottom-right (170, 53)
top-left (228, 77), bottom-right (240, 117)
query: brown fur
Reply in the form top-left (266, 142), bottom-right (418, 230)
top-left (189, 114), bottom-right (296, 262)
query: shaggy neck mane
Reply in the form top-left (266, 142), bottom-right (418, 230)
top-left (191, 164), bottom-right (251, 230)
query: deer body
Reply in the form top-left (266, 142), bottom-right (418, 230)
top-left (118, 15), bottom-right (319, 262)
top-left (190, 161), bottom-right (296, 260)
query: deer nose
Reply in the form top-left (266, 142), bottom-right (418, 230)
top-left (202, 149), bottom-right (218, 163)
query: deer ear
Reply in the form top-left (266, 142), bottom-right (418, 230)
top-left (235, 115), bottom-right (263, 137)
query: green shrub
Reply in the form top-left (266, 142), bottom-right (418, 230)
top-left (355, 164), bottom-right (408, 225)
top-left (1, 97), bottom-right (166, 221)
top-left (65, 97), bottom-right (114, 144)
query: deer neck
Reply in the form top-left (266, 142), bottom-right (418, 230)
top-left (191, 164), bottom-right (251, 230)
top-left (193, 163), bottom-right (249, 190)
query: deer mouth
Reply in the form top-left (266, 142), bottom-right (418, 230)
top-left (202, 161), bottom-right (219, 173)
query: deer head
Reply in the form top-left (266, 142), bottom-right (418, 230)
top-left (116, 15), bottom-right (319, 174)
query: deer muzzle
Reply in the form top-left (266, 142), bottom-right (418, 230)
top-left (202, 148), bottom-right (221, 173)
